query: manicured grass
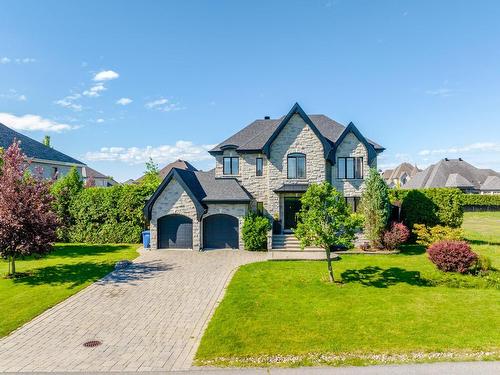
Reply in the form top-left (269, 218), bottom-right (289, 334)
top-left (196, 212), bottom-right (500, 367)
top-left (463, 211), bottom-right (500, 269)
top-left (0, 244), bottom-right (139, 337)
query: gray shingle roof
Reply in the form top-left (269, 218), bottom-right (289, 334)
top-left (481, 175), bottom-right (500, 191)
top-left (210, 114), bottom-right (384, 153)
top-left (403, 158), bottom-right (500, 191)
top-left (135, 159), bottom-right (198, 182)
top-left (194, 169), bottom-right (251, 202)
top-left (384, 162), bottom-right (421, 182)
top-left (0, 122), bottom-right (84, 165)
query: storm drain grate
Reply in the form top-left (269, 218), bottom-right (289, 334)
top-left (83, 340), bottom-right (102, 348)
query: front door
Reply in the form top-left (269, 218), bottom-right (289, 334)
top-left (283, 197), bottom-right (302, 231)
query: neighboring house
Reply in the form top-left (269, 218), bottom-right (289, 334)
top-left (144, 103), bottom-right (384, 250)
top-left (0, 122), bottom-right (85, 179)
top-left (383, 162), bottom-right (421, 188)
top-left (403, 158), bottom-right (500, 194)
top-left (135, 159), bottom-right (197, 183)
top-left (82, 166), bottom-right (118, 187)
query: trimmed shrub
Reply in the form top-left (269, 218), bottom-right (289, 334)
top-left (427, 240), bottom-right (478, 273)
top-left (462, 194), bottom-right (500, 207)
top-left (383, 222), bottom-right (410, 250)
top-left (413, 224), bottom-right (465, 246)
top-left (390, 188), bottom-right (464, 229)
top-left (242, 213), bottom-right (271, 251)
top-left (68, 184), bottom-right (155, 243)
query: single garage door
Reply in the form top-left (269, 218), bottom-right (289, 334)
top-left (203, 214), bottom-right (239, 249)
top-left (157, 214), bottom-right (193, 249)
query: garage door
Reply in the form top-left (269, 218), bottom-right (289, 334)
top-left (157, 214), bottom-right (193, 249)
top-left (203, 214), bottom-right (239, 249)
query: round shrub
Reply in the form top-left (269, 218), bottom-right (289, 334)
top-left (242, 213), bottom-right (271, 251)
top-left (427, 240), bottom-right (478, 274)
top-left (383, 222), bottom-right (410, 250)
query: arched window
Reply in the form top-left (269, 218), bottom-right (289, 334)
top-left (287, 153), bottom-right (306, 179)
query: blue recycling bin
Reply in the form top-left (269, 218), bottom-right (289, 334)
top-left (142, 230), bottom-right (151, 249)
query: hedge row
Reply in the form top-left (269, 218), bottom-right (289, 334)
top-left (68, 184), bottom-right (156, 243)
top-left (389, 188), bottom-right (464, 229)
top-left (461, 194), bottom-right (500, 206)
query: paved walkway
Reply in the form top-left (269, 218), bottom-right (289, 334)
top-left (0, 249), bottom-right (266, 372)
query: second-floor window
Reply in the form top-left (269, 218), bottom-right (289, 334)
top-left (256, 157), bottom-right (263, 176)
top-left (338, 157), bottom-right (363, 179)
top-left (223, 156), bottom-right (239, 175)
top-left (287, 153), bottom-right (306, 179)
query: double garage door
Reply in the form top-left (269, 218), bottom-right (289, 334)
top-left (157, 213), bottom-right (238, 249)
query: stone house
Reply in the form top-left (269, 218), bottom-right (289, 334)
top-left (144, 103), bottom-right (384, 250)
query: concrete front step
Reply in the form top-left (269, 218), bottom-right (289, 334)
top-left (272, 234), bottom-right (323, 251)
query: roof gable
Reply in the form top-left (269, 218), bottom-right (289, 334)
top-left (328, 122), bottom-right (378, 165)
top-left (143, 168), bottom-right (206, 220)
top-left (262, 103), bottom-right (332, 159)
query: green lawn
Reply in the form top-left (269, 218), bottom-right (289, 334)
top-left (196, 212), bottom-right (500, 367)
top-left (0, 243), bottom-right (139, 337)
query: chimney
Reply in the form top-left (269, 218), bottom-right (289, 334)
top-left (264, 116), bottom-right (270, 120)
top-left (458, 158), bottom-right (463, 161)
top-left (43, 135), bottom-right (51, 147)
top-left (444, 158), bottom-right (449, 161)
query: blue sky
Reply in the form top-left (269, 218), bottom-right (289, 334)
top-left (1, 0), bottom-right (500, 181)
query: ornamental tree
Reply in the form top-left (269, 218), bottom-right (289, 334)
top-left (141, 157), bottom-right (161, 187)
top-left (51, 166), bottom-right (83, 241)
top-left (295, 182), bottom-right (362, 282)
top-left (361, 168), bottom-right (390, 247)
top-left (0, 140), bottom-right (59, 276)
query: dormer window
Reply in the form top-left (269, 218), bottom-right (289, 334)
top-left (287, 153), bottom-right (306, 179)
top-left (223, 156), bottom-right (239, 175)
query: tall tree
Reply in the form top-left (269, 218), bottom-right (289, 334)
top-left (0, 141), bottom-right (59, 276)
top-left (361, 168), bottom-right (390, 247)
top-left (141, 157), bottom-right (161, 187)
top-left (295, 182), bottom-right (362, 282)
top-left (51, 167), bottom-right (83, 241)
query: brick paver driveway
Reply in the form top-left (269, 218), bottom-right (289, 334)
top-left (0, 249), bottom-right (266, 372)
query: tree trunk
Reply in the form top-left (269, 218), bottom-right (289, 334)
top-left (7, 256), bottom-right (11, 275)
top-left (11, 256), bottom-right (16, 276)
top-left (325, 247), bottom-right (334, 282)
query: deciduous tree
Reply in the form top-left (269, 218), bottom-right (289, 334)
top-left (0, 141), bottom-right (59, 276)
top-left (361, 168), bottom-right (390, 247)
top-left (295, 182), bottom-right (362, 282)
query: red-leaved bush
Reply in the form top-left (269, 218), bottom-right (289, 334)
top-left (383, 222), bottom-right (410, 250)
top-left (427, 240), bottom-right (478, 273)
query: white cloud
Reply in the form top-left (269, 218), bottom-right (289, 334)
top-left (85, 141), bottom-right (215, 164)
top-left (96, 118), bottom-right (105, 123)
top-left (418, 142), bottom-right (500, 156)
top-left (116, 97), bottom-right (132, 106)
top-left (54, 93), bottom-right (83, 111)
top-left (425, 88), bottom-right (455, 97)
top-left (0, 113), bottom-right (76, 132)
top-left (0, 89), bottom-right (27, 101)
top-left (0, 57), bottom-right (35, 64)
top-left (83, 83), bottom-right (106, 97)
top-left (145, 97), bottom-right (185, 112)
top-left (93, 70), bottom-right (119, 81)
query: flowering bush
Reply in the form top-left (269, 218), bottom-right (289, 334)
top-left (383, 222), bottom-right (410, 250)
top-left (427, 240), bottom-right (478, 273)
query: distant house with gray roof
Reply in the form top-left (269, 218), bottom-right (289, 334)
top-left (0, 122), bottom-right (85, 179)
top-left (82, 166), bottom-right (118, 187)
top-left (383, 162), bottom-right (421, 188)
top-left (144, 102), bottom-right (384, 251)
top-left (403, 158), bottom-right (500, 194)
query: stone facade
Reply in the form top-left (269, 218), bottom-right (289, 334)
top-left (331, 131), bottom-right (375, 197)
top-left (150, 178), bottom-right (200, 250)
